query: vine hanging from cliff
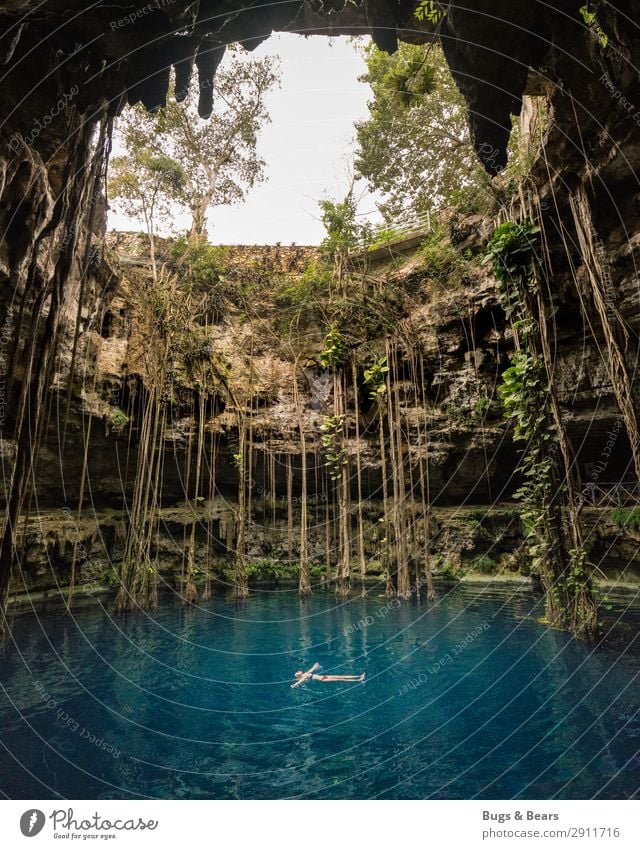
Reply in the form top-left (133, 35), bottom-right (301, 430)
top-left (486, 220), bottom-right (597, 637)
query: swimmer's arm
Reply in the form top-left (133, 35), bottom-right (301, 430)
top-left (290, 662), bottom-right (320, 688)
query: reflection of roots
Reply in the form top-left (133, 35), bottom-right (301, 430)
top-left (201, 572), bottom-right (212, 601)
top-left (182, 543), bottom-right (198, 604)
top-left (182, 580), bottom-right (198, 604)
top-left (426, 573), bottom-right (436, 603)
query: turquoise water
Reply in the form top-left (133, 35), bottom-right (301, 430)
top-left (1, 585), bottom-right (639, 799)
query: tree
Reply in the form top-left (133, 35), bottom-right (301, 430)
top-left (318, 186), bottom-right (373, 286)
top-left (354, 41), bottom-right (494, 220)
top-left (109, 150), bottom-right (186, 279)
top-left (111, 52), bottom-right (280, 244)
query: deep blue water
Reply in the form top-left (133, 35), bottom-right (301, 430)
top-left (1, 584), bottom-right (639, 800)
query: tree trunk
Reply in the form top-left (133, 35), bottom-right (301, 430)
top-left (189, 193), bottom-right (213, 244)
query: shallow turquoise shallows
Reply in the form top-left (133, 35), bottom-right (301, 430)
top-left (1, 584), bottom-right (639, 799)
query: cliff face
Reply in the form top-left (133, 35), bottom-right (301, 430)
top-left (40, 233), bottom-right (511, 498)
top-left (2, 2), bottom-right (640, 613)
top-left (7, 214), bottom-right (639, 605)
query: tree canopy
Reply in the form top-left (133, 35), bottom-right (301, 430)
top-left (109, 51), bottom-right (280, 244)
top-left (354, 41), bottom-right (494, 221)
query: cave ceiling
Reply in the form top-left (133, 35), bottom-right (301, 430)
top-left (1, 1), bottom-right (615, 175)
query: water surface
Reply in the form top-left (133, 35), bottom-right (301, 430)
top-left (1, 584), bottom-right (639, 799)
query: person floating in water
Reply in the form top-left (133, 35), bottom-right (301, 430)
top-left (291, 662), bottom-right (365, 688)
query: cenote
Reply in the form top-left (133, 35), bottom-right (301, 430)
top-left (3, 0), bottom-right (640, 806)
top-left (1, 586), bottom-right (639, 800)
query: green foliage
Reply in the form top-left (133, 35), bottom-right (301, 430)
top-left (473, 396), bottom-right (495, 419)
top-left (566, 547), bottom-right (589, 593)
top-left (246, 559), bottom-right (295, 581)
top-left (354, 42), bottom-right (494, 219)
top-left (108, 149), bottom-right (187, 233)
top-left (171, 239), bottom-right (227, 284)
top-left (180, 327), bottom-right (214, 372)
top-left (274, 263), bottom-right (331, 310)
top-left (499, 349), bottom-right (557, 575)
top-left (610, 508), bottom-right (640, 531)
top-left (472, 554), bottom-right (498, 574)
top-left (482, 220), bottom-right (541, 317)
top-left (367, 227), bottom-right (403, 251)
top-left (320, 322), bottom-right (347, 369)
top-left (499, 352), bottom-right (549, 442)
top-left (108, 407), bottom-right (129, 433)
top-left (112, 55), bottom-right (280, 239)
top-left (483, 220), bottom-right (541, 281)
top-left (579, 4), bottom-right (609, 47)
top-left (383, 54), bottom-right (438, 109)
top-left (363, 357), bottom-right (389, 401)
top-left (443, 395), bottom-right (499, 426)
top-left (309, 562), bottom-right (325, 580)
top-left (320, 414), bottom-right (348, 482)
top-left (438, 561), bottom-right (462, 580)
top-left (420, 227), bottom-right (469, 286)
top-left (330, 287), bottom-right (406, 345)
top-left (488, 220), bottom-right (560, 578)
top-left (319, 193), bottom-right (371, 259)
top-left (168, 239), bottom-right (236, 321)
top-left (414, 0), bottom-right (446, 24)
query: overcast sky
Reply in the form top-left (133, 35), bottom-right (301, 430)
top-left (108, 34), bottom-right (382, 246)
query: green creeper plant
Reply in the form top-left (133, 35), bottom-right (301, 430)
top-left (320, 322), bottom-right (347, 369)
top-left (486, 220), bottom-right (596, 637)
top-left (320, 414), bottom-right (348, 482)
top-left (363, 357), bottom-right (389, 401)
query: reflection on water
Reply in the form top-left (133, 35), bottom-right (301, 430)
top-left (0, 584), bottom-right (639, 799)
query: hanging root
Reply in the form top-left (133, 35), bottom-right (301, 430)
top-left (335, 572), bottom-right (351, 598)
top-left (234, 554), bottom-right (249, 598)
top-left (426, 570), bottom-right (436, 602)
top-left (114, 555), bottom-right (158, 614)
